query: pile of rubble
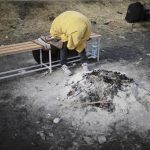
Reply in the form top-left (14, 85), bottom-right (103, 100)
top-left (67, 69), bottom-right (134, 112)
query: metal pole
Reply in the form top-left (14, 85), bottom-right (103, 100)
top-left (0, 54), bottom-right (94, 80)
top-left (40, 49), bottom-right (43, 67)
top-left (0, 64), bottom-right (43, 76)
top-left (49, 50), bottom-right (52, 73)
top-left (0, 67), bottom-right (48, 80)
top-left (97, 37), bottom-right (100, 62)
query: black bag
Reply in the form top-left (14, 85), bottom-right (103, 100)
top-left (125, 2), bottom-right (145, 23)
top-left (144, 9), bottom-right (150, 21)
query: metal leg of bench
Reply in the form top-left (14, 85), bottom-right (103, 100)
top-left (97, 38), bottom-right (100, 62)
top-left (0, 55), bottom-right (92, 80)
top-left (40, 49), bottom-right (43, 67)
top-left (49, 50), bottom-right (52, 73)
top-left (39, 48), bottom-right (52, 73)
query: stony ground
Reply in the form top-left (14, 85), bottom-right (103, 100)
top-left (0, 0), bottom-right (150, 150)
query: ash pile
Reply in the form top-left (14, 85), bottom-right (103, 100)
top-left (67, 70), bottom-right (134, 112)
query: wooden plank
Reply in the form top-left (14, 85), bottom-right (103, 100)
top-left (0, 42), bottom-right (42, 56)
top-left (0, 44), bottom-right (42, 53)
top-left (0, 43), bottom-right (41, 52)
top-left (0, 33), bottom-right (101, 56)
top-left (0, 46), bottom-right (42, 56)
top-left (0, 42), bottom-right (42, 51)
top-left (0, 41), bottom-right (33, 49)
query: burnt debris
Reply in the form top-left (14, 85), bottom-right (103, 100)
top-left (67, 70), bottom-right (134, 112)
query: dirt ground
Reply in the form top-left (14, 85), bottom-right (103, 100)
top-left (0, 0), bottom-right (150, 150)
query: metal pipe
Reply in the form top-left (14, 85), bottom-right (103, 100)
top-left (0, 64), bottom-right (42, 76)
top-left (49, 50), bottom-right (52, 73)
top-left (51, 55), bottom-right (80, 64)
top-left (97, 38), bottom-right (101, 62)
top-left (0, 55), bottom-right (96, 80)
top-left (0, 67), bottom-right (47, 80)
top-left (40, 49), bottom-right (43, 67)
top-left (41, 63), bottom-right (52, 70)
top-left (0, 55), bottom-right (81, 77)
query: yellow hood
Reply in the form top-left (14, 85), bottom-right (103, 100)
top-left (50, 11), bottom-right (91, 53)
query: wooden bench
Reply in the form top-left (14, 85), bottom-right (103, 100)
top-left (0, 42), bottom-right (42, 56)
top-left (0, 33), bottom-right (101, 80)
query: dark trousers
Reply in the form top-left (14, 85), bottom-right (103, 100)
top-left (60, 42), bottom-right (88, 65)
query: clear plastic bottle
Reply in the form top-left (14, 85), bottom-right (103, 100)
top-left (91, 41), bottom-right (98, 58)
top-left (86, 42), bottom-right (91, 57)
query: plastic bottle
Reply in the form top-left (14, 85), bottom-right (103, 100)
top-left (91, 41), bottom-right (98, 58)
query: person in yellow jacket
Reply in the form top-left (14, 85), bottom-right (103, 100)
top-left (50, 11), bottom-right (92, 75)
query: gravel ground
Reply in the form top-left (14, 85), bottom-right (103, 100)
top-left (0, 1), bottom-right (150, 150)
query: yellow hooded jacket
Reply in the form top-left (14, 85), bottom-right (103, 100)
top-left (50, 11), bottom-right (91, 53)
